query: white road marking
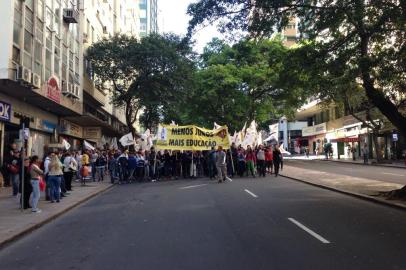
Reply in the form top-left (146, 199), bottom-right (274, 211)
top-left (288, 218), bottom-right (331, 244)
top-left (382, 172), bottom-right (405, 177)
top-left (244, 189), bottom-right (258, 198)
top-left (180, 184), bottom-right (208, 190)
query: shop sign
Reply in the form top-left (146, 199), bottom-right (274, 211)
top-left (36, 119), bottom-right (57, 133)
top-left (84, 127), bottom-right (102, 139)
top-left (59, 119), bottom-right (83, 138)
top-left (393, 133), bottom-right (398, 142)
top-left (0, 101), bottom-right (11, 122)
top-left (302, 123), bottom-right (327, 137)
top-left (47, 77), bottom-right (61, 104)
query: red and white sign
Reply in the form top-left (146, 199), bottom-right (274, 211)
top-left (47, 77), bottom-right (61, 103)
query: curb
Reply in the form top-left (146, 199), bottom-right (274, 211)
top-left (280, 173), bottom-right (406, 211)
top-left (0, 184), bottom-right (115, 250)
top-left (319, 159), bottom-right (406, 169)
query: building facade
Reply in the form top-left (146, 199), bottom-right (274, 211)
top-left (139, 0), bottom-right (158, 37)
top-left (0, 0), bottom-right (141, 163)
top-left (294, 99), bottom-right (405, 160)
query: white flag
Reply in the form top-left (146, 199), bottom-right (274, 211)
top-left (84, 140), bottom-right (95, 150)
top-left (214, 122), bottom-right (222, 130)
top-left (170, 120), bottom-right (177, 126)
top-left (110, 137), bottom-right (118, 150)
top-left (62, 139), bottom-right (71, 150)
top-left (119, 132), bottom-right (135, 147)
top-left (256, 132), bottom-right (263, 146)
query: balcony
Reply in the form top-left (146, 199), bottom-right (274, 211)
top-left (83, 74), bottom-right (106, 106)
top-left (63, 9), bottom-right (79, 24)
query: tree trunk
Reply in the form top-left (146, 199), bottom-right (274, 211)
top-left (371, 130), bottom-right (383, 163)
top-left (359, 34), bottom-right (406, 139)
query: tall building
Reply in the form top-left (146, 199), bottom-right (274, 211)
top-left (139, 0), bottom-right (158, 37)
top-left (0, 0), bottom-right (140, 163)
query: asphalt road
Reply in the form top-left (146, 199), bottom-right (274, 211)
top-left (285, 159), bottom-right (406, 185)
top-left (1, 176), bottom-right (406, 270)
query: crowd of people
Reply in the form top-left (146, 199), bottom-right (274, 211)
top-left (1, 142), bottom-right (284, 213)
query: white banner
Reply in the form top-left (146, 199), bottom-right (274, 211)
top-left (119, 132), bottom-right (135, 147)
top-left (62, 139), bottom-right (71, 150)
top-left (84, 140), bottom-right (95, 150)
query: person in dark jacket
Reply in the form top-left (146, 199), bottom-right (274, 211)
top-left (19, 158), bottom-right (32, 209)
top-left (127, 153), bottom-right (138, 182)
top-left (273, 145), bottom-right (282, 177)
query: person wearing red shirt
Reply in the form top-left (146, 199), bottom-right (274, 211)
top-left (265, 146), bottom-right (273, 174)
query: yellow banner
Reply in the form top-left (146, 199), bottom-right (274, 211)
top-left (155, 125), bottom-right (230, 151)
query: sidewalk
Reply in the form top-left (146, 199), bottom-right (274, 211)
top-left (280, 165), bottom-right (406, 210)
top-left (0, 180), bottom-right (113, 249)
top-left (286, 155), bottom-right (406, 169)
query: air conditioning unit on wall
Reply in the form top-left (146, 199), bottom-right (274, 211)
top-left (74, 84), bottom-right (80, 97)
top-left (31, 73), bottom-right (41, 89)
top-left (17, 66), bottom-right (32, 84)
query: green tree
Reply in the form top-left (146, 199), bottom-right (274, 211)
top-left (181, 38), bottom-right (305, 132)
top-left (187, 0), bottom-right (406, 137)
top-left (86, 33), bottom-right (195, 135)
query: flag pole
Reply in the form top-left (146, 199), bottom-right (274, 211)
top-left (229, 149), bottom-right (235, 175)
top-left (153, 149), bottom-right (157, 179)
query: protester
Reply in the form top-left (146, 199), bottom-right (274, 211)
top-left (208, 147), bottom-right (217, 179)
top-left (256, 145), bottom-right (266, 177)
top-left (273, 145), bottom-right (282, 177)
top-left (237, 148), bottom-right (246, 177)
top-left (265, 146), bottom-right (273, 174)
top-left (30, 156), bottom-right (44, 213)
top-left (216, 146), bottom-right (227, 183)
top-left (95, 152), bottom-right (107, 182)
top-left (245, 146), bottom-right (256, 178)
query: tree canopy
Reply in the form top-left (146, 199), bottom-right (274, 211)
top-left (187, 0), bottom-right (406, 137)
top-left (177, 38), bottom-right (307, 131)
top-left (86, 33), bottom-right (195, 134)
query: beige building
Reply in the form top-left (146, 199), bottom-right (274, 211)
top-left (0, 0), bottom-right (141, 162)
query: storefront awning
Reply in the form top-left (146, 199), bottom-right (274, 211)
top-left (331, 137), bottom-right (359, 143)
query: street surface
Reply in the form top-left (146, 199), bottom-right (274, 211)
top-left (285, 159), bottom-right (406, 185)
top-left (1, 176), bottom-right (406, 270)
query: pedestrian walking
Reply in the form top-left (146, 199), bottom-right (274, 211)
top-left (216, 146), bottom-right (227, 183)
top-left (362, 143), bottom-right (369, 164)
top-left (273, 145), bottom-right (282, 177)
top-left (29, 156), bottom-right (44, 213)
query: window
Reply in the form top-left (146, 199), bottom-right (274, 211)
top-left (140, 22), bottom-right (147, 32)
top-left (25, 0), bottom-right (34, 10)
top-left (12, 46), bottom-right (21, 64)
top-left (13, 0), bottom-right (23, 45)
top-left (37, 0), bottom-right (44, 21)
top-left (54, 0), bottom-right (61, 36)
top-left (45, 49), bottom-right (52, 79)
top-left (46, 7), bottom-right (53, 30)
top-left (54, 38), bottom-right (60, 76)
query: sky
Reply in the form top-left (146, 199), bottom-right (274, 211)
top-left (158, 0), bottom-right (221, 53)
